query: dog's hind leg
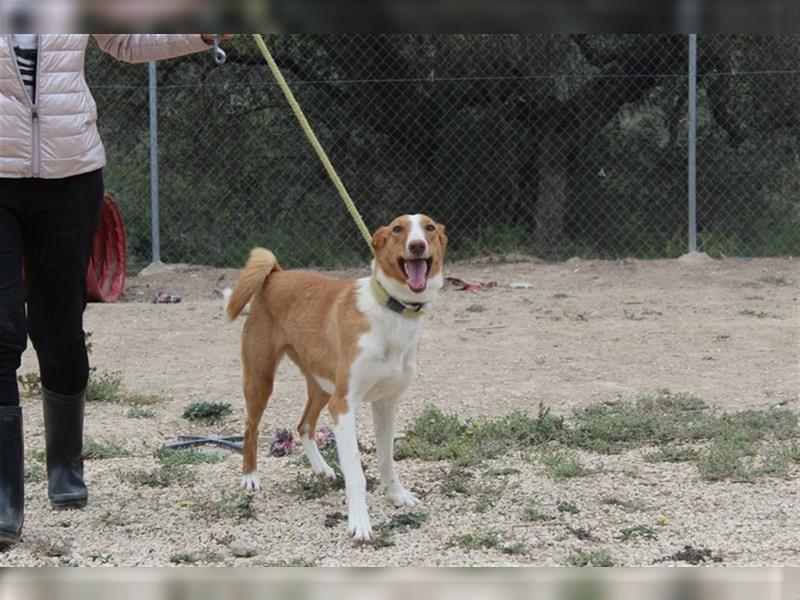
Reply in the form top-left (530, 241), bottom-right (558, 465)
top-left (240, 339), bottom-right (282, 492)
top-left (297, 376), bottom-right (335, 480)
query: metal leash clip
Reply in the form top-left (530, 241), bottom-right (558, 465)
top-left (212, 34), bottom-right (227, 65)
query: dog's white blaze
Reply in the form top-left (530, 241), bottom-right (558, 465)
top-left (301, 434), bottom-right (334, 478)
top-left (313, 375), bottom-right (336, 395)
top-left (406, 213), bottom-right (428, 255)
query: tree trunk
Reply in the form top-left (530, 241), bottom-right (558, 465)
top-left (536, 128), bottom-right (569, 247)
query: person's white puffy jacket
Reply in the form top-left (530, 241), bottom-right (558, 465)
top-left (0, 34), bottom-right (210, 179)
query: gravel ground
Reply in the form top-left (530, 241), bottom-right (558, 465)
top-left (2, 255), bottom-right (798, 566)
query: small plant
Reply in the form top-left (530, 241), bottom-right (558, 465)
top-left (644, 445), bottom-right (699, 463)
top-left (553, 293), bottom-right (569, 299)
top-left (557, 501), bottom-right (580, 515)
top-left (541, 450), bottom-right (589, 479)
top-left (522, 502), bottom-right (555, 522)
top-left (125, 394), bottom-right (167, 407)
top-left (567, 549), bottom-right (614, 567)
top-left (737, 309), bottom-right (778, 319)
top-left (618, 524), bottom-right (658, 541)
top-left (658, 545), bottom-right (722, 565)
top-left (190, 491), bottom-right (256, 520)
top-left (17, 373), bottom-right (41, 395)
top-left (86, 370), bottom-right (124, 403)
top-left (486, 467), bottom-right (521, 477)
top-left (83, 437), bottom-right (130, 460)
top-left (292, 472), bottom-right (336, 499)
top-left (466, 303), bottom-right (485, 313)
top-left (501, 542), bottom-right (527, 556)
top-left (324, 512), bottom-right (347, 528)
top-left (451, 530), bottom-right (500, 551)
top-left (25, 464), bottom-right (46, 483)
top-left (472, 481), bottom-right (500, 514)
top-left (156, 447), bottom-right (226, 467)
top-left (126, 407), bottom-right (155, 419)
top-left (120, 464), bottom-right (195, 488)
top-left (759, 274), bottom-right (791, 286)
top-left (439, 467), bottom-right (473, 497)
top-left (574, 313), bottom-right (589, 323)
top-left (623, 309), bottom-right (646, 321)
top-left (602, 497), bottom-right (645, 512)
top-left (369, 512), bottom-right (429, 548)
top-left (28, 449), bottom-right (45, 463)
top-left (567, 526), bottom-right (593, 541)
top-left (261, 558), bottom-right (318, 567)
top-left (698, 434), bottom-right (758, 481)
top-left (169, 552), bottom-right (198, 565)
top-left (182, 402), bottom-right (232, 424)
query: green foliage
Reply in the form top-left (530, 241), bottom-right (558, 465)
top-left (126, 407), bottom-right (155, 419)
top-left (189, 492), bottom-right (256, 520)
top-left (602, 497), bottom-right (646, 512)
top-left (83, 437), bottom-right (130, 460)
top-left (522, 502), bottom-right (556, 522)
top-left (25, 464), bottom-right (46, 483)
top-left (557, 501), bottom-right (580, 515)
top-left (120, 465), bottom-right (195, 488)
top-left (567, 549), bottom-right (615, 567)
top-left (156, 448), bottom-right (226, 467)
top-left (541, 450), bottom-right (589, 479)
top-left (396, 403), bottom-right (565, 466)
top-left (85, 36), bottom-right (799, 270)
top-left (17, 373), bottom-right (41, 396)
top-left (451, 530), bottom-right (501, 551)
top-left (644, 445), bottom-right (700, 463)
top-left (618, 525), bottom-right (658, 542)
top-left (182, 402), bottom-right (233, 424)
top-left (86, 371), bottom-right (124, 403)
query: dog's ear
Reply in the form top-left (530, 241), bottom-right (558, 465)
top-left (371, 226), bottom-right (390, 252)
top-left (436, 223), bottom-right (448, 253)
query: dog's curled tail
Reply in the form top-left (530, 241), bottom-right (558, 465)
top-left (226, 248), bottom-right (281, 321)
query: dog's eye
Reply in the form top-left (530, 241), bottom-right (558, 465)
top-left (393, 225), bottom-right (404, 234)
top-left (425, 224), bottom-right (436, 232)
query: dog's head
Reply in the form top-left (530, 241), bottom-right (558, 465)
top-left (371, 214), bottom-right (448, 303)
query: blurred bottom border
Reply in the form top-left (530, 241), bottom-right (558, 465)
top-left (0, 567), bottom-right (798, 600)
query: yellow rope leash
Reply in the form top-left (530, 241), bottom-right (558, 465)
top-left (251, 34), bottom-right (373, 249)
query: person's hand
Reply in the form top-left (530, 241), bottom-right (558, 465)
top-left (201, 34), bottom-right (233, 45)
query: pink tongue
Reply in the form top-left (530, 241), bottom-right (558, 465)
top-left (405, 259), bottom-right (428, 291)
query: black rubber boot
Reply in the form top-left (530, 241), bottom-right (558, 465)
top-left (43, 388), bottom-right (88, 510)
top-left (0, 406), bottom-right (24, 545)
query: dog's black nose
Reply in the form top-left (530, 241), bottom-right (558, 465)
top-left (408, 241), bottom-right (427, 257)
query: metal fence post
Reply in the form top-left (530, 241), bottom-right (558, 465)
top-left (148, 60), bottom-right (162, 265)
top-left (687, 34), bottom-right (698, 253)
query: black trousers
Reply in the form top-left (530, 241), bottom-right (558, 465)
top-left (0, 170), bottom-right (103, 406)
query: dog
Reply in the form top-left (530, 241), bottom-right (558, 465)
top-left (226, 214), bottom-right (447, 541)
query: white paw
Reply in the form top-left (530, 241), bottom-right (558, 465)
top-left (314, 462), bottom-right (337, 481)
top-left (347, 505), bottom-right (372, 542)
top-left (240, 473), bottom-right (261, 491)
top-left (388, 487), bottom-right (420, 508)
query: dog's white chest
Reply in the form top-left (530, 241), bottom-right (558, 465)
top-left (354, 321), bottom-right (420, 401)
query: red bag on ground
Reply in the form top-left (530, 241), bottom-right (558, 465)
top-left (21, 192), bottom-right (127, 303)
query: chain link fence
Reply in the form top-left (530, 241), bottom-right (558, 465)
top-left (85, 35), bottom-right (800, 271)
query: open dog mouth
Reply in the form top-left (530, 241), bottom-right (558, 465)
top-left (398, 257), bottom-right (432, 293)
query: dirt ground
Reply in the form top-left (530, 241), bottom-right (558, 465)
top-left (3, 254), bottom-right (798, 567)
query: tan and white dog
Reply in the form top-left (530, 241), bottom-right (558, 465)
top-left (226, 214), bottom-right (447, 541)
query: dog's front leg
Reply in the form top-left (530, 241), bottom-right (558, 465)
top-left (372, 397), bottom-right (420, 508)
top-left (330, 393), bottom-right (371, 542)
